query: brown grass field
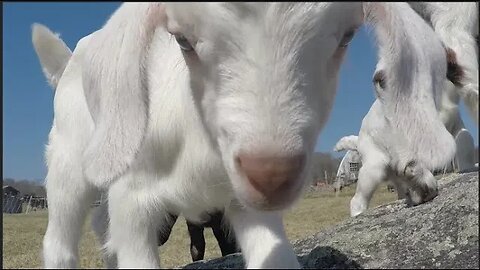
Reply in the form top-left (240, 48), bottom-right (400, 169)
top-left (3, 184), bottom-right (397, 269)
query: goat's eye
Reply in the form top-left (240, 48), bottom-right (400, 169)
top-left (175, 35), bottom-right (194, 52)
top-left (373, 70), bottom-right (386, 89)
top-left (339, 30), bottom-right (356, 48)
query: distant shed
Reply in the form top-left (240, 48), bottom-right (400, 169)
top-left (3, 186), bottom-right (22, 213)
top-left (3, 185), bottom-right (20, 197)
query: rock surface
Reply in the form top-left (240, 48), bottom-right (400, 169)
top-left (179, 172), bottom-right (479, 269)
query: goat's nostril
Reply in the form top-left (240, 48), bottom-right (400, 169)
top-left (236, 153), bottom-right (306, 198)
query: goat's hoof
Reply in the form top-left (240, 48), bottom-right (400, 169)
top-left (406, 186), bottom-right (438, 207)
top-left (423, 185), bottom-right (438, 203)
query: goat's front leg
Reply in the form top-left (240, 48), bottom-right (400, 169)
top-left (350, 161), bottom-right (388, 217)
top-left (227, 206), bottom-right (300, 269)
top-left (106, 179), bottom-right (161, 269)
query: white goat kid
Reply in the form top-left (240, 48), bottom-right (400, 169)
top-left (333, 54), bottom-right (470, 217)
top-left (333, 100), bottom-right (441, 218)
top-left (33, 3), bottom-right (456, 269)
top-left (334, 3), bottom-right (479, 217)
top-left (409, 2), bottom-right (479, 125)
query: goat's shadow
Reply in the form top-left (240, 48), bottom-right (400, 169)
top-left (180, 245), bottom-right (362, 269)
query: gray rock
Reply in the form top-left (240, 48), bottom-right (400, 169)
top-left (179, 172), bottom-right (479, 269)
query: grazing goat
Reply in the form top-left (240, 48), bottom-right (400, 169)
top-left (408, 2), bottom-right (479, 125)
top-left (334, 49), bottom-right (472, 217)
top-left (33, 3), bottom-right (456, 268)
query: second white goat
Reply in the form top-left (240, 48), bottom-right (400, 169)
top-left (334, 52), bottom-right (472, 217)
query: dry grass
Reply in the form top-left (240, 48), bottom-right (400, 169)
top-left (2, 184), bottom-right (396, 269)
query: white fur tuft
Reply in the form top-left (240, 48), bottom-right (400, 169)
top-left (333, 135), bottom-right (358, 152)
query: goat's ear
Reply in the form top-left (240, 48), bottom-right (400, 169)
top-left (444, 46), bottom-right (479, 126)
top-left (82, 3), bottom-right (167, 187)
top-left (363, 3), bottom-right (456, 171)
top-left (31, 23), bottom-right (72, 89)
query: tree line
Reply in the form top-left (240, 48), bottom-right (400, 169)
top-left (310, 152), bottom-right (342, 185)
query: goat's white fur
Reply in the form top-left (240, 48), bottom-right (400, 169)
top-left (34, 3), bottom-right (456, 268)
top-left (333, 135), bottom-right (359, 152)
top-left (408, 2), bottom-right (479, 125)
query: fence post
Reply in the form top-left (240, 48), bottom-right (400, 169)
top-left (14, 198), bottom-right (21, 213)
top-left (25, 196), bottom-right (32, 214)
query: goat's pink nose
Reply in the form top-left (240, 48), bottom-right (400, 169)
top-left (236, 153), bottom-right (306, 201)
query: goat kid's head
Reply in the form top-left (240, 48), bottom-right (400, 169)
top-left (81, 3), bottom-right (455, 211)
top-left (162, 3), bottom-right (363, 210)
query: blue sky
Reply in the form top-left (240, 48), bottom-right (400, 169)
top-left (3, 3), bottom-right (478, 181)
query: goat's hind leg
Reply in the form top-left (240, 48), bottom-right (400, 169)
top-left (186, 220), bottom-right (206, 261)
top-left (210, 213), bottom-right (239, 256)
top-left (42, 146), bottom-right (96, 268)
top-left (157, 213), bottom-right (178, 246)
top-left (91, 198), bottom-right (118, 268)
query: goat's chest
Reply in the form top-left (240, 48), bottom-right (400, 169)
top-left (174, 133), bottom-right (232, 219)
top-left (133, 88), bottom-right (233, 222)
top-left (167, 141), bottom-right (232, 222)
top-left (130, 52), bottom-right (235, 221)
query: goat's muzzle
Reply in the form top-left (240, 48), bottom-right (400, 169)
top-left (235, 152), bottom-right (306, 210)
